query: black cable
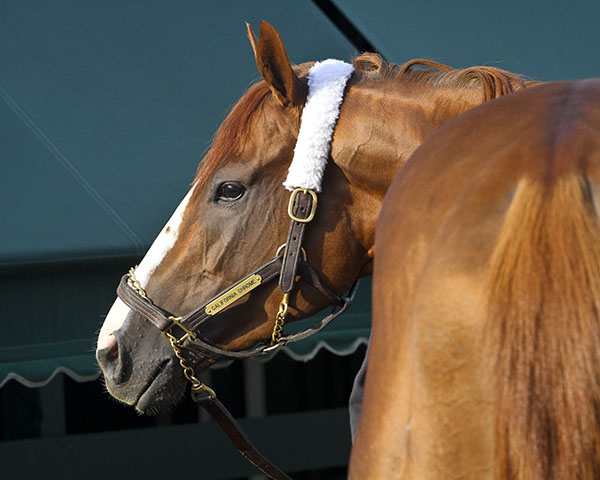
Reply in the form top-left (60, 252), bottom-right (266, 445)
top-left (313, 0), bottom-right (381, 56)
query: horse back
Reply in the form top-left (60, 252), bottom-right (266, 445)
top-left (351, 80), bottom-right (600, 479)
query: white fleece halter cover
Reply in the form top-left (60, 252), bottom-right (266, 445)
top-left (282, 59), bottom-right (354, 193)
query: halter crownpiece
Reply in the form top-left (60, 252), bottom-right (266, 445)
top-left (283, 59), bottom-right (354, 192)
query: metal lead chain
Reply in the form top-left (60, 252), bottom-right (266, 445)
top-left (126, 266), bottom-right (215, 399)
top-left (163, 329), bottom-right (216, 399)
top-left (271, 293), bottom-right (289, 346)
top-left (126, 266), bottom-right (154, 305)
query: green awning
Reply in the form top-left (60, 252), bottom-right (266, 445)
top-left (0, 0), bottom-right (357, 266)
top-left (0, 1), bottom-right (370, 388)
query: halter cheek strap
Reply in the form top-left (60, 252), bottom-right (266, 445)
top-left (117, 250), bottom-right (357, 361)
top-left (278, 59), bottom-right (355, 320)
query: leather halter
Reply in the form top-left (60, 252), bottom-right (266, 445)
top-left (114, 59), bottom-right (356, 479)
top-left (115, 187), bottom-right (358, 480)
top-left (117, 58), bottom-right (357, 362)
top-left (117, 188), bottom-right (358, 361)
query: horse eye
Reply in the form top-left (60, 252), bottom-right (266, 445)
top-left (217, 182), bottom-right (245, 201)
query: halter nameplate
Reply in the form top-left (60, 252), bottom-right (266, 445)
top-left (205, 274), bottom-right (262, 316)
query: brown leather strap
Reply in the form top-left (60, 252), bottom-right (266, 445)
top-left (297, 260), bottom-right (344, 307)
top-left (277, 279), bottom-right (359, 346)
top-left (117, 274), bottom-right (174, 331)
top-left (193, 390), bottom-right (292, 480)
top-left (117, 264), bottom-right (351, 362)
top-left (117, 257), bottom-right (284, 334)
top-left (183, 256), bottom-right (284, 332)
top-left (279, 190), bottom-right (314, 293)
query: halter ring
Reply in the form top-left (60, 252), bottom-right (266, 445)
top-left (276, 243), bottom-right (307, 260)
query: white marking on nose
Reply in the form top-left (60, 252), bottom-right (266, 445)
top-left (97, 184), bottom-right (197, 350)
top-left (97, 297), bottom-right (130, 350)
top-left (135, 184), bottom-right (197, 287)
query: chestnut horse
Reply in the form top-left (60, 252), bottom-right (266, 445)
top-left (350, 80), bottom-right (600, 479)
top-left (94, 21), bottom-right (556, 476)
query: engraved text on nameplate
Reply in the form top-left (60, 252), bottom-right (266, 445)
top-left (205, 274), bottom-right (262, 316)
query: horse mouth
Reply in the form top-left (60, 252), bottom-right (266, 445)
top-left (131, 351), bottom-right (215, 414)
top-left (134, 358), bottom-right (176, 414)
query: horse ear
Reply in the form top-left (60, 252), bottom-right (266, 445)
top-left (249, 21), bottom-right (304, 108)
top-left (245, 22), bottom-right (258, 58)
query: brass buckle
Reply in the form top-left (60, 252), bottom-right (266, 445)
top-left (165, 316), bottom-right (197, 343)
top-left (288, 188), bottom-right (318, 223)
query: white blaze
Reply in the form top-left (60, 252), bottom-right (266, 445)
top-left (97, 184), bottom-right (196, 350)
top-left (134, 183), bottom-right (197, 287)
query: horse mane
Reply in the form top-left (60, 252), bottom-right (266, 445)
top-left (194, 54), bottom-right (532, 187)
top-left (353, 52), bottom-right (535, 101)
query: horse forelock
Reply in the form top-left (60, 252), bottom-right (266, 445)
top-left (192, 81), bottom-right (271, 189)
top-left (193, 63), bottom-right (313, 190)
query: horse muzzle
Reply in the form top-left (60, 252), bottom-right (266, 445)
top-left (96, 311), bottom-right (187, 413)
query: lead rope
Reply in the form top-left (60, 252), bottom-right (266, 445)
top-left (126, 269), bottom-right (292, 480)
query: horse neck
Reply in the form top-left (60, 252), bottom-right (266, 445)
top-left (330, 78), bottom-right (485, 265)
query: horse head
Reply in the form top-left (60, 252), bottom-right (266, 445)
top-left (96, 22), bottom-right (371, 413)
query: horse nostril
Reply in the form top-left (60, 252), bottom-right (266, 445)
top-left (98, 331), bottom-right (118, 352)
top-left (97, 333), bottom-right (126, 385)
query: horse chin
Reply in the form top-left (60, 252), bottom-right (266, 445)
top-left (134, 355), bottom-right (218, 414)
top-left (133, 359), bottom-right (187, 415)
